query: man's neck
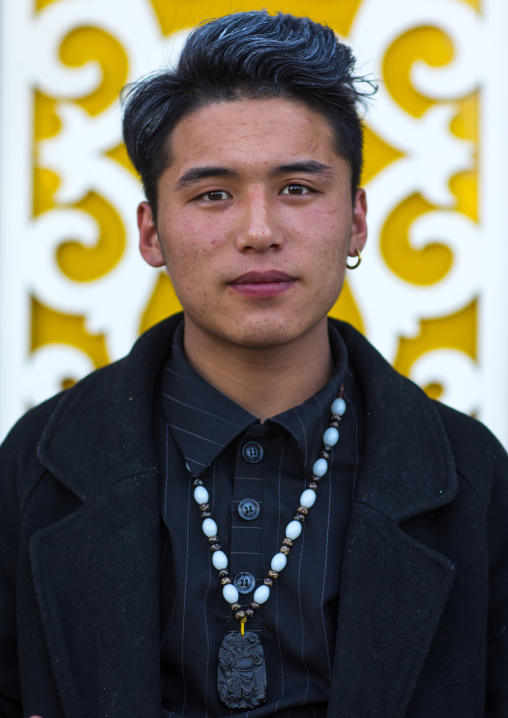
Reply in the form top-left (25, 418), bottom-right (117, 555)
top-left (182, 318), bottom-right (334, 422)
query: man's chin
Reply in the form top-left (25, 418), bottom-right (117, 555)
top-left (218, 316), bottom-right (328, 352)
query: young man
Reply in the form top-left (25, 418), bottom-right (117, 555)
top-left (1, 11), bottom-right (507, 718)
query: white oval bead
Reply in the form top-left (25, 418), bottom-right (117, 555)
top-left (300, 488), bottom-right (317, 508)
top-left (286, 520), bottom-right (302, 540)
top-left (253, 585), bottom-right (270, 604)
top-left (202, 518), bottom-right (218, 538)
top-left (332, 397), bottom-right (346, 416)
top-left (212, 550), bottom-right (228, 570)
top-left (271, 553), bottom-right (287, 572)
top-left (194, 486), bottom-right (209, 505)
top-left (323, 427), bottom-right (339, 447)
top-left (313, 458), bottom-right (328, 477)
top-left (223, 584), bottom-right (239, 604)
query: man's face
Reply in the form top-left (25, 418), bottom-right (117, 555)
top-left (138, 97), bottom-right (367, 351)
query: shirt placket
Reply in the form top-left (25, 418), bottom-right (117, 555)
top-left (229, 427), bottom-right (269, 632)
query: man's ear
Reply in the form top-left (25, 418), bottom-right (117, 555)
top-left (138, 201), bottom-right (165, 268)
top-left (348, 188), bottom-right (368, 257)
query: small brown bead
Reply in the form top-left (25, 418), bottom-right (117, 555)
top-left (283, 538), bottom-right (293, 547)
top-left (319, 450), bottom-right (330, 460)
top-left (264, 577), bottom-right (273, 587)
top-left (280, 545), bottom-right (290, 555)
top-left (294, 514), bottom-right (305, 523)
top-left (193, 478), bottom-right (204, 486)
top-left (330, 420), bottom-right (340, 429)
top-left (297, 506), bottom-right (308, 516)
top-left (268, 569), bottom-right (279, 579)
top-left (201, 510), bottom-right (212, 519)
top-left (218, 569), bottom-right (229, 578)
top-left (231, 603), bottom-right (241, 612)
top-left (235, 610), bottom-right (246, 620)
top-left (208, 535), bottom-right (219, 543)
top-left (221, 576), bottom-right (232, 585)
top-left (250, 601), bottom-right (260, 611)
top-left (323, 444), bottom-right (331, 452)
top-left (199, 503), bottom-right (210, 511)
top-left (245, 609), bottom-right (255, 619)
top-left (210, 543), bottom-right (221, 552)
top-left (312, 475), bottom-right (321, 483)
top-left (309, 482), bottom-right (318, 490)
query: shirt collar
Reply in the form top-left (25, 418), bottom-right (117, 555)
top-left (161, 319), bottom-right (349, 478)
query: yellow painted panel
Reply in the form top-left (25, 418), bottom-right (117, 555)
top-left (31, 296), bottom-right (110, 371)
top-left (450, 92), bottom-right (478, 142)
top-left (383, 26), bottom-right (453, 118)
top-left (139, 272), bottom-right (183, 333)
top-left (328, 278), bottom-right (365, 334)
top-left (460, 0), bottom-right (480, 10)
top-left (149, 0), bottom-right (364, 37)
top-left (33, 168), bottom-right (59, 217)
top-left (29, 0), bottom-right (480, 394)
top-left (59, 27), bottom-right (129, 116)
top-left (34, 91), bottom-right (61, 141)
top-left (381, 193), bottom-right (453, 285)
top-left (106, 143), bottom-right (139, 177)
top-left (450, 171), bottom-right (477, 222)
top-left (361, 123), bottom-right (404, 185)
top-left (56, 192), bottom-right (126, 282)
top-left (393, 300), bottom-right (477, 399)
top-left (35, 0), bottom-right (61, 11)
top-left (449, 93), bottom-right (478, 222)
top-left (33, 92), bottom-right (61, 217)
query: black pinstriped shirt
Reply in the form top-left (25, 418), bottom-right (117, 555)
top-left (159, 319), bottom-right (364, 717)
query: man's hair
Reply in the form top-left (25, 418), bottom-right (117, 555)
top-left (122, 11), bottom-right (374, 219)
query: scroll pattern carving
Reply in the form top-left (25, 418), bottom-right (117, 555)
top-left (0, 0), bottom-right (507, 445)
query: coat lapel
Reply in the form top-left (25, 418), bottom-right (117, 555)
top-left (328, 504), bottom-right (455, 717)
top-left (29, 316), bottom-right (182, 717)
top-left (29, 472), bottom-right (161, 718)
top-left (327, 322), bottom-right (458, 717)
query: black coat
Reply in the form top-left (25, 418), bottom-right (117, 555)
top-left (0, 315), bottom-right (507, 717)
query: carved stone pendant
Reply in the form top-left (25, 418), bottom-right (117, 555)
top-left (217, 631), bottom-right (267, 709)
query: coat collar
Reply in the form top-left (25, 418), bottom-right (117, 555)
top-left (338, 321), bottom-right (458, 522)
top-left (36, 313), bottom-right (183, 502)
top-left (328, 322), bottom-right (458, 717)
top-left (37, 315), bottom-right (457, 519)
top-left (161, 318), bottom-right (350, 477)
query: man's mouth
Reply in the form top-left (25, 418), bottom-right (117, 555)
top-left (228, 271), bottom-right (297, 297)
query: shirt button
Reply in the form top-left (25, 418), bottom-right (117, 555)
top-left (234, 572), bottom-right (256, 594)
top-left (242, 441), bottom-right (264, 463)
top-left (238, 498), bottom-right (261, 521)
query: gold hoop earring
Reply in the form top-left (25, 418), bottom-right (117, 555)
top-left (346, 249), bottom-right (362, 270)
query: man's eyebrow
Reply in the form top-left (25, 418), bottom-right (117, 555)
top-left (272, 160), bottom-right (335, 176)
top-left (174, 160), bottom-right (335, 189)
top-left (175, 166), bottom-right (237, 189)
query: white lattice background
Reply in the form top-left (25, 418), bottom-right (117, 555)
top-left (1, 0), bottom-right (507, 446)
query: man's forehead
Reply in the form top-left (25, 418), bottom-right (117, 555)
top-left (162, 97), bottom-right (345, 183)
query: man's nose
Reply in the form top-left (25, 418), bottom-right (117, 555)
top-left (235, 191), bottom-right (284, 252)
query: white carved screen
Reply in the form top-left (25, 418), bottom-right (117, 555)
top-left (1, 0), bottom-right (507, 446)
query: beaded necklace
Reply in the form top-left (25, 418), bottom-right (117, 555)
top-left (191, 384), bottom-right (346, 710)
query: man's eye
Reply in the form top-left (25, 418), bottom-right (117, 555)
top-left (280, 184), bottom-right (311, 196)
top-left (200, 190), bottom-right (231, 201)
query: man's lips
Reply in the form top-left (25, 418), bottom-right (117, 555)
top-left (229, 270), bottom-right (296, 285)
top-left (228, 271), bottom-right (297, 297)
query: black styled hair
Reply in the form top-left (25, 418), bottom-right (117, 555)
top-left (122, 11), bottom-right (374, 219)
